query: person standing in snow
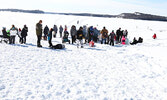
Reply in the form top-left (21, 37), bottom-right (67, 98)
top-left (108, 30), bottom-right (115, 46)
top-left (9, 25), bottom-right (18, 44)
top-left (36, 20), bottom-right (43, 47)
top-left (83, 25), bottom-right (88, 43)
top-left (44, 25), bottom-right (49, 40)
top-left (88, 26), bottom-right (94, 43)
top-left (93, 27), bottom-right (100, 42)
top-left (59, 25), bottom-right (63, 38)
top-left (77, 27), bottom-right (84, 48)
top-left (53, 25), bottom-right (58, 38)
top-left (21, 25), bottom-right (28, 44)
top-left (18, 28), bottom-right (22, 43)
top-left (100, 27), bottom-right (108, 44)
top-left (70, 25), bottom-right (77, 44)
top-left (123, 29), bottom-right (128, 38)
top-left (116, 28), bottom-right (122, 43)
top-left (48, 28), bottom-right (53, 47)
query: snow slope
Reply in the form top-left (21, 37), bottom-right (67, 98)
top-left (0, 12), bottom-right (167, 100)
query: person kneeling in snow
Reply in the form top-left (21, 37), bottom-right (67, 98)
top-left (77, 27), bottom-right (84, 48)
top-left (130, 37), bottom-right (138, 45)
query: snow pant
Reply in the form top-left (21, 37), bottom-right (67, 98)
top-left (19, 37), bottom-right (23, 43)
top-left (37, 35), bottom-right (42, 46)
top-left (60, 32), bottom-right (62, 38)
top-left (77, 39), bottom-right (83, 47)
top-left (48, 39), bottom-right (53, 47)
top-left (101, 38), bottom-right (106, 44)
top-left (22, 36), bottom-right (26, 44)
top-left (72, 36), bottom-right (76, 44)
top-left (9, 36), bottom-right (16, 44)
top-left (109, 39), bottom-right (114, 46)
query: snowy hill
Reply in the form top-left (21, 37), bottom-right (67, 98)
top-left (0, 11), bottom-right (167, 100)
top-left (1, 9), bottom-right (167, 22)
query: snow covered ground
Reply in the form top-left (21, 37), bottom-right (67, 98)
top-left (0, 12), bottom-right (167, 100)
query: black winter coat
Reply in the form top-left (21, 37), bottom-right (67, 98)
top-left (77, 30), bottom-right (83, 40)
top-left (21, 27), bottom-right (28, 37)
top-left (44, 26), bottom-right (49, 35)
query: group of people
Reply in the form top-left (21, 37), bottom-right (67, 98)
top-left (0, 25), bottom-right (28, 44)
top-left (1, 20), bottom-right (152, 48)
top-left (36, 20), bottom-right (132, 48)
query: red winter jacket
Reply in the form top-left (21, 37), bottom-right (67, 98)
top-left (153, 34), bottom-right (157, 39)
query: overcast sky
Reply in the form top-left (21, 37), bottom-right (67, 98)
top-left (0, 0), bottom-right (167, 16)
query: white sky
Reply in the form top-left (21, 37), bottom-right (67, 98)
top-left (0, 0), bottom-right (167, 16)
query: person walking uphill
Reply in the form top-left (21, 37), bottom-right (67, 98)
top-left (36, 20), bottom-right (43, 47)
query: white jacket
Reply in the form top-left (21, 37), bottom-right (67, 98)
top-left (10, 30), bottom-right (17, 36)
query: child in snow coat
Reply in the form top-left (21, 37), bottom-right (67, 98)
top-left (153, 33), bottom-right (157, 39)
top-left (121, 36), bottom-right (126, 45)
top-left (77, 27), bottom-right (84, 48)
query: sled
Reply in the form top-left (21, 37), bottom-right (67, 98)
top-left (51, 44), bottom-right (65, 49)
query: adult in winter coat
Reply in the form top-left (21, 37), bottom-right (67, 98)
top-left (2, 27), bottom-right (9, 38)
top-left (116, 28), bottom-right (122, 43)
top-left (108, 30), bottom-right (115, 46)
top-left (77, 27), bottom-right (84, 48)
top-left (36, 20), bottom-right (43, 47)
top-left (48, 28), bottom-right (53, 47)
top-left (123, 30), bottom-right (128, 37)
top-left (100, 27), bottom-right (108, 44)
top-left (1, 27), bottom-right (10, 43)
top-left (59, 25), bottom-right (63, 38)
top-left (21, 25), bottom-right (28, 44)
top-left (53, 25), bottom-right (58, 38)
top-left (93, 27), bottom-right (100, 42)
top-left (44, 25), bottom-right (49, 39)
top-left (88, 26), bottom-right (94, 43)
top-left (83, 25), bottom-right (88, 43)
top-left (9, 25), bottom-right (18, 44)
top-left (70, 25), bottom-right (77, 44)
